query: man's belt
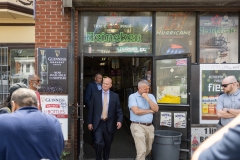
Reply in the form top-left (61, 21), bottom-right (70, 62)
top-left (100, 118), bottom-right (108, 121)
top-left (132, 121), bottom-right (152, 126)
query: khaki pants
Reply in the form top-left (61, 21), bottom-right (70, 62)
top-left (130, 123), bottom-right (154, 160)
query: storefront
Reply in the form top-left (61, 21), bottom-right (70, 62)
top-left (1, 0), bottom-right (240, 159)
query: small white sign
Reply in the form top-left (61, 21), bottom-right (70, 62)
top-left (174, 112), bottom-right (186, 128)
top-left (160, 112), bottom-right (171, 127)
top-left (40, 95), bottom-right (68, 140)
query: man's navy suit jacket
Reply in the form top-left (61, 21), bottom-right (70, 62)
top-left (84, 81), bottom-right (98, 108)
top-left (87, 90), bottom-right (123, 134)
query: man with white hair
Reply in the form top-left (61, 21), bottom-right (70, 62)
top-left (217, 76), bottom-right (240, 127)
top-left (0, 88), bottom-right (64, 160)
top-left (128, 80), bottom-right (159, 160)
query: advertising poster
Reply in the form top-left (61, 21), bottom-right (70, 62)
top-left (40, 95), bottom-right (68, 140)
top-left (160, 112), bottom-right (171, 127)
top-left (37, 48), bottom-right (67, 94)
top-left (200, 64), bottom-right (240, 124)
top-left (191, 127), bottom-right (216, 155)
top-left (199, 13), bottom-right (238, 63)
top-left (155, 12), bottom-right (196, 61)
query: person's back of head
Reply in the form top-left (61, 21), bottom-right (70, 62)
top-left (11, 88), bottom-right (38, 108)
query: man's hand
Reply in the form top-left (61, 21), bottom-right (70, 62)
top-left (88, 124), bottom-right (93, 131)
top-left (116, 122), bottom-right (122, 129)
top-left (142, 93), bottom-right (150, 101)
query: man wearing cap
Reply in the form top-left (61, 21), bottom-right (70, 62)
top-left (0, 88), bottom-right (64, 160)
top-left (28, 74), bottom-right (42, 110)
top-left (0, 83), bottom-right (27, 114)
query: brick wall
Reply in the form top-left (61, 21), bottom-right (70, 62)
top-left (35, 0), bottom-right (78, 159)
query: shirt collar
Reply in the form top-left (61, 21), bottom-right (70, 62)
top-left (102, 90), bottom-right (109, 94)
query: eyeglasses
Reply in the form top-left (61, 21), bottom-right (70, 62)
top-left (32, 80), bottom-right (42, 83)
top-left (221, 82), bottom-right (236, 88)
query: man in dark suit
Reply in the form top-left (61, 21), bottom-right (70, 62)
top-left (84, 72), bottom-right (103, 108)
top-left (87, 77), bottom-right (123, 160)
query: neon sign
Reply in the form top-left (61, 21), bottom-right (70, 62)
top-left (86, 32), bottom-right (142, 43)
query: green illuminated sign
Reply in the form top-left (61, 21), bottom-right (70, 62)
top-left (200, 27), bottom-right (236, 34)
top-left (86, 32), bottom-right (142, 43)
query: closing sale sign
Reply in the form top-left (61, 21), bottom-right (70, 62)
top-left (40, 95), bottom-right (68, 140)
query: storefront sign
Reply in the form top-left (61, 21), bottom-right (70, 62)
top-left (40, 95), bottom-right (68, 140)
top-left (83, 12), bottom-right (152, 54)
top-left (199, 13), bottom-right (239, 63)
top-left (200, 64), bottom-right (240, 124)
top-left (37, 48), bottom-right (67, 94)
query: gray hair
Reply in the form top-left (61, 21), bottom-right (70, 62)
top-left (138, 79), bottom-right (150, 87)
top-left (11, 88), bottom-right (38, 107)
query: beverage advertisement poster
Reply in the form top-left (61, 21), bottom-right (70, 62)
top-left (155, 12), bottom-right (196, 61)
top-left (200, 64), bottom-right (240, 124)
top-left (191, 127), bottom-right (216, 155)
top-left (199, 12), bottom-right (238, 64)
top-left (160, 112), bottom-right (171, 127)
top-left (37, 48), bottom-right (67, 94)
top-left (40, 95), bottom-right (68, 140)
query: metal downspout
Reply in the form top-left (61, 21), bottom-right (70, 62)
top-left (69, 7), bottom-right (75, 160)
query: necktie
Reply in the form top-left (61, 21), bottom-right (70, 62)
top-left (102, 92), bottom-right (108, 119)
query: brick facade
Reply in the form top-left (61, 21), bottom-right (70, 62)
top-left (35, 0), bottom-right (79, 159)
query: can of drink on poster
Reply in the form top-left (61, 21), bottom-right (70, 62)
top-left (202, 96), bottom-right (208, 114)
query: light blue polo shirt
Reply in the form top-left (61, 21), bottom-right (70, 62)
top-left (128, 92), bottom-right (157, 123)
top-left (217, 89), bottom-right (240, 126)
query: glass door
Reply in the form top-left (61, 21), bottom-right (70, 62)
top-left (154, 53), bottom-right (191, 106)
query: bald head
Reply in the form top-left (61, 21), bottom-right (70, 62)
top-left (222, 76), bottom-right (238, 94)
top-left (222, 76), bottom-right (237, 84)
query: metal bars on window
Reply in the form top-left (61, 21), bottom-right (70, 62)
top-left (0, 47), bottom-right (8, 105)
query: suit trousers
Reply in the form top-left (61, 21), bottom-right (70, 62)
top-left (130, 123), bottom-right (154, 160)
top-left (94, 120), bottom-right (114, 160)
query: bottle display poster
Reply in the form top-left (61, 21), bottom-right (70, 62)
top-left (200, 64), bottom-right (240, 124)
top-left (40, 95), bottom-right (68, 140)
top-left (160, 112), bottom-right (172, 127)
top-left (174, 112), bottom-right (186, 128)
top-left (199, 13), bottom-right (238, 64)
top-left (37, 48), bottom-right (67, 94)
top-left (191, 127), bottom-right (217, 155)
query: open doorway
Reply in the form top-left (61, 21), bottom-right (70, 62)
top-left (82, 56), bottom-right (152, 159)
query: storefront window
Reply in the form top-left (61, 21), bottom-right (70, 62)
top-left (155, 12), bottom-right (196, 62)
top-left (82, 12), bottom-right (152, 54)
top-left (10, 49), bottom-right (35, 85)
top-left (156, 58), bottom-right (188, 104)
top-left (199, 12), bottom-right (238, 63)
